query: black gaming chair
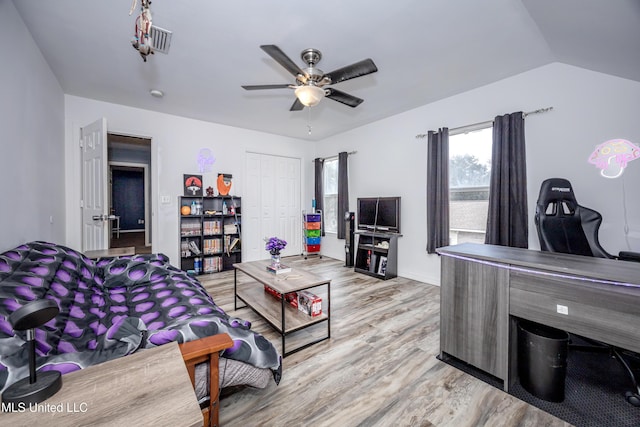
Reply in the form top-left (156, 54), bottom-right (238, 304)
top-left (535, 177), bottom-right (640, 406)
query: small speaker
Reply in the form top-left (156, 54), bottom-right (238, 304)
top-left (345, 211), bottom-right (355, 267)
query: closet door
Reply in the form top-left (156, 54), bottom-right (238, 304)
top-left (245, 153), bottom-right (301, 261)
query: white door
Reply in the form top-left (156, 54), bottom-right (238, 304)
top-left (81, 118), bottom-right (109, 251)
top-left (275, 156), bottom-right (301, 257)
top-left (245, 153), bottom-right (301, 261)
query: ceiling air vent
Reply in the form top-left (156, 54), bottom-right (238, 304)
top-left (150, 26), bottom-right (172, 54)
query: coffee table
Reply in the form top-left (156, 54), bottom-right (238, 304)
top-left (233, 260), bottom-right (330, 357)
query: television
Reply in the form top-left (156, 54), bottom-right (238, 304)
top-left (357, 197), bottom-right (401, 233)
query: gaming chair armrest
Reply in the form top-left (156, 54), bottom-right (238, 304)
top-left (618, 251), bottom-right (640, 263)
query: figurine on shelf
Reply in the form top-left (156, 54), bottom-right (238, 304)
top-left (206, 186), bottom-right (215, 197)
top-left (217, 174), bottom-right (232, 196)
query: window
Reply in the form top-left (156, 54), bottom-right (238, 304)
top-left (449, 126), bottom-right (492, 244)
top-left (323, 158), bottom-right (338, 233)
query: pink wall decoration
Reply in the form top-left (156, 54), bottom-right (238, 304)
top-left (588, 139), bottom-right (640, 178)
top-left (197, 148), bottom-right (216, 173)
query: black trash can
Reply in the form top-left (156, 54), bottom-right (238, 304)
top-left (518, 320), bottom-right (569, 402)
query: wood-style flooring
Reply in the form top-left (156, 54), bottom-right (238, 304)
top-left (110, 231), bottom-right (151, 254)
top-left (199, 256), bottom-right (570, 427)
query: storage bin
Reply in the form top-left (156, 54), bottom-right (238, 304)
top-left (306, 237), bottom-right (321, 245)
top-left (305, 214), bottom-right (321, 222)
top-left (306, 244), bottom-right (321, 252)
top-left (305, 229), bottom-right (321, 238)
top-left (305, 222), bottom-right (321, 230)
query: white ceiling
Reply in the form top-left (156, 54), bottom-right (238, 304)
top-left (12, 0), bottom-right (640, 141)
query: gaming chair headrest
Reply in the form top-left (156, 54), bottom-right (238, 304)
top-left (536, 178), bottom-right (577, 206)
top-left (535, 178), bottom-right (580, 223)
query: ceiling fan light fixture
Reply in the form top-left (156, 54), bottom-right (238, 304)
top-left (295, 85), bottom-right (325, 107)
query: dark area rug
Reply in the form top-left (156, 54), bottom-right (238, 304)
top-left (439, 337), bottom-right (640, 427)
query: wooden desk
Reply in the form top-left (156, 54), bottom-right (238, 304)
top-left (437, 243), bottom-right (640, 391)
top-left (84, 246), bottom-right (136, 259)
top-left (0, 342), bottom-right (202, 426)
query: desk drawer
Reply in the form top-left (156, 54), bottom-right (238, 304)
top-left (509, 270), bottom-right (640, 354)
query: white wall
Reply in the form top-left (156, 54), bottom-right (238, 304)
top-left (317, 63), bottom-right (640, 285)
top-left (64, 96), bottom-right (316, 264)
top-left (0, 1), bottom-right (65, 252)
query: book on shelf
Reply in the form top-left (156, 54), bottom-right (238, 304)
top-left (203, 256), bottom-right (222, 273)
top-left (188, 240), bottom-right (201, 255)
top-left (266, 264), bottom-right (291, 274)
top-left (224, 223), bottom-right (238, 234)
top-left (203, 238), bottom-right (222, 255)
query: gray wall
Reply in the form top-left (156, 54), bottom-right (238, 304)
top-left (2, 2), bottom-right (639, 287)
top-left (0, 1), bottom-right (65, 252)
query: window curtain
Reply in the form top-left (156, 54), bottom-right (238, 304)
top-left (314, 158), bottom-right (325, 236)
top-left (337, 152), bottom-right (349, 239)
top-left (485, 111), bottom-right (528, 248)
top-left (426, 128), bottom-right (449, 253)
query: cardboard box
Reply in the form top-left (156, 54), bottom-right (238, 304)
top-left (297, 290), bottom-right (322, 317)
top-left (263, 285), bottom-right (298, 308)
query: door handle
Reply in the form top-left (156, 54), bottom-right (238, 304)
top-left (92, 214), bottom-right (107, 221)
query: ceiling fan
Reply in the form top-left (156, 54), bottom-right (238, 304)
top-left (242, 45), bottom-right (378, 111)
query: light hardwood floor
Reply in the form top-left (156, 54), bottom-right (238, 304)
top-left (199, 256), bottom-right (570, 427)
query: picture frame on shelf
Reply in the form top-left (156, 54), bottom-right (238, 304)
top-left (378, 256), bottom-right (388, 275)
top-left (184, 174), bottom-right (203, 196)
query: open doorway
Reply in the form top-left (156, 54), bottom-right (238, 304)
top-left (108, 134), bottom-right (152, 254)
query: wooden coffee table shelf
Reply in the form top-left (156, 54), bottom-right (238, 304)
top-left (233, 260), bottom-right (331, 356)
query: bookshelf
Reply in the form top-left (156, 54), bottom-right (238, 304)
top-left (179, 195), bottom-right (241, 274)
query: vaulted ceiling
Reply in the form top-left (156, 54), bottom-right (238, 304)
top-left (13, 0), bottom-right (640, 141)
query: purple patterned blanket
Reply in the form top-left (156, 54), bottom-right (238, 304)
top-left (0, 242), bottom-right (281, 392)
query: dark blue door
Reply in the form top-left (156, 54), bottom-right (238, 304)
top-left (112, 169), bottom-right (144, 231)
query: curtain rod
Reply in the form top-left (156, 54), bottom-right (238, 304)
top-left (414, 106), bottom-right (554, 139)
top-left (311, 150), bottom-right (357, 162)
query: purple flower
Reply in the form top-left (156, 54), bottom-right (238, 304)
top-left (264, 236), bottom-right (287, 255)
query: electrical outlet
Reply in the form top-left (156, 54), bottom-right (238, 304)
top-left (556, 304), bottom-right (569, 315)
top-left (138, 219), bottom-right (144, 224)
top-left (161, 195), bottom-right (171, 204)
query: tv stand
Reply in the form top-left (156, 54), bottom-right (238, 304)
top-left (354, 231), bottom-right (401, 280)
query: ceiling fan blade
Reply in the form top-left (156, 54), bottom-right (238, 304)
top-left (260, 45), bottom-right (305, 78)
top-left (325, 88), bottom-right (364, 108)
top-left (324, 58), bottom-right (378, 84)
top-left (290, 98), bottom-right (305, 111)
top-left (241, 84), bottom-right (292, 90)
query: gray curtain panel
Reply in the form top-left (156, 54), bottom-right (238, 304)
top-left (426, 128), bottom-right (450, 253)
top-left (485, 111), bottom-right (528, 248)
top-left (337, 152), bottom-right (349, 239)
top-left (314, 158), bottom-right (325, 236)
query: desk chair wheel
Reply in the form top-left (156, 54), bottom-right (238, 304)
top-left (625, 391), bottom-right (640, 407)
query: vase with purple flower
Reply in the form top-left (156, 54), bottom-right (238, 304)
top-left (265, 236), bottom-right (287, 269)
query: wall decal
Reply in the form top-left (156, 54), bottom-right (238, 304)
top-left (198, 148), bottom-right (216, 173)
top-left (588, 139), bottom-right (640, 179)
